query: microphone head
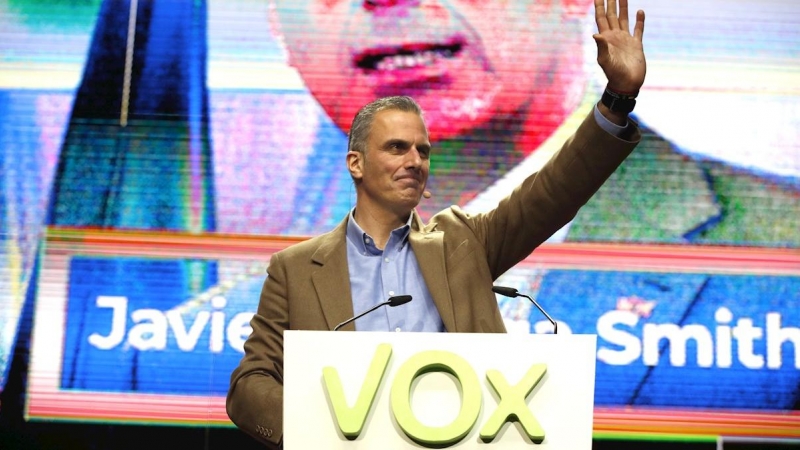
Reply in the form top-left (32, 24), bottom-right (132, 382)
top-left (491, 286), bottom-right (519, 298)
top-left (388, 295), bottom-right (412, 307)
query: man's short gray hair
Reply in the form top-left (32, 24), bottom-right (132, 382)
top-left (347, 96), bottom-right (423, 155)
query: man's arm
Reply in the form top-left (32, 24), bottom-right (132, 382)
top-left (463, 110), bottom-right (641, 279)
top-left (227, 252), bottom-right (289, 449)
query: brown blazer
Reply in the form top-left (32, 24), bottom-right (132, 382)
top-left (226, 111), bottom-right (640, 448)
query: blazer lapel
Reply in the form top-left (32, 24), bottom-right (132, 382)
top-left (310, 219), bottom-right (355, 331)
top-left (409, 213), bottom-right (457, 332)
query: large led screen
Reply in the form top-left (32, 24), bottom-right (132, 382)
top-left (1, 0), bottom-right (798, 442)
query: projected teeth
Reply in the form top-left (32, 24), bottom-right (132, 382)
top-left (355, 41), bottom-right (464, 71)
top-left (374, 49), bottom-right (452, 70)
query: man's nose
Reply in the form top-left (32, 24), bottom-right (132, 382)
top-left (405, 147), bottom-right (423, 168)
top-left (363, 0), bottom-right (421, 11)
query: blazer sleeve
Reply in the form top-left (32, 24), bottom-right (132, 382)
top-left (465, 110), bottom-right (641, 279)
top-left (226, 252), bottom-right (288, 449)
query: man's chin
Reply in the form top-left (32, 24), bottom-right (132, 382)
top-left (396, 195), bottom-right (423, 213)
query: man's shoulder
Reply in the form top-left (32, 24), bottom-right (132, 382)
top-left (421, 206), bottom-right (471, 230)
top-left (419, 206), bottom-right (484, 243)
top-left (272, 228), bottom-right (341, 262)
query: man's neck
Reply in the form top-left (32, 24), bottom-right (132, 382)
top-left (352, 204), bottom-right (411, 250)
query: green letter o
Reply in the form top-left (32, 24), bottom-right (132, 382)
top-left (390, 350), bottom-right (481, 447)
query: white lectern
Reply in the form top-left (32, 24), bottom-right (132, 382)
top-left (284, 331), bottom-right (596, 449)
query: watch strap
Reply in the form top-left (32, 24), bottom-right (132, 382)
top-left (601, 86), bottom-right (638, 114)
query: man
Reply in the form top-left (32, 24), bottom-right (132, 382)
top-left (263, 0), bottom-right (800, 417)
top-left (227, 0), bottom-right (646, 447)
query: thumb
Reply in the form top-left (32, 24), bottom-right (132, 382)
top-left (593, 34), bottom-right (609, 58)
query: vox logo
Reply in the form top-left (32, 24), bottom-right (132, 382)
top-left (322, 344), bottom-right (547, 447)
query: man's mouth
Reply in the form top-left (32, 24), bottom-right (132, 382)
top-left (353, 37), bottom-right (465, 72)
top-left (396, 174), bottom-right (423, 184)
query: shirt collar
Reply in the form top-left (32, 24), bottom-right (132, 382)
top-left (346, 208), bottom-right (412, 255)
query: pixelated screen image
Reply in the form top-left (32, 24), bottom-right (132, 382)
top-left (0, 0), bottom-right (798, 442)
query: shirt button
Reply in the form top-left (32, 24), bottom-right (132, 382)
top-left (389, 291), bottom-right (395, 296)
top-left (395, 327), bottom-right (402, 332)
top-left (384, 257), bottom-right (390, 263)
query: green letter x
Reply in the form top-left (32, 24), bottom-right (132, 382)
top-left (479, 363), bottom-right (547, 443)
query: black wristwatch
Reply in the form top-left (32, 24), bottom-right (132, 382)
top-left (601, 86), bottom-right (638, 114)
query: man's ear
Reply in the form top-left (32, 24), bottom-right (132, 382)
top-left (347, 151), bottom-right (363, 181)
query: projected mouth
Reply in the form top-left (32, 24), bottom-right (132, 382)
top-left (353, 37), bottom-right (465, 71)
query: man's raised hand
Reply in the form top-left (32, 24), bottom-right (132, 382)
top-left (593, 0), bottom-right (646, 94)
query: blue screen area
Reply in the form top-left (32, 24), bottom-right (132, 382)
top-left (536, 270), bottom-right (800, 410)
top-left (61, 256), bottom-right (260, 395)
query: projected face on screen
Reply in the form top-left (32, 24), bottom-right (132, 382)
top-left (271, 0), bottom-right (586, 141)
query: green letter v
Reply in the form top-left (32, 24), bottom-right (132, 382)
top-left (322, 343), bottom-right (392, 439)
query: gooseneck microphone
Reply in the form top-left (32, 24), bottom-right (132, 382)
top-left (333, 295), bottom-right (413, 331)
top-left (492, 286), bottom-right (557, 334)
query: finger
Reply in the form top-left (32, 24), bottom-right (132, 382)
top-left (618, 0), bottom-right (630, 33)
top-left (606, 0), bottom-right (620, 29)
top-left (594, 0), bottom-right (609, 33)
top-left (633, 9), bottom-right (645, 41)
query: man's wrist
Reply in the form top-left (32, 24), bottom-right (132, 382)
top-left (600, 85), bottom-right (638, 116)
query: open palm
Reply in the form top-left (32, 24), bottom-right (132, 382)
top-left (593, 0), bottom-right (647, 94)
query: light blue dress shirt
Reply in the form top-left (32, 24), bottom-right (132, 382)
top-left (345, 211), bottom-right (445, 332)
top-left (593, 104), bottom-right (630, 136)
